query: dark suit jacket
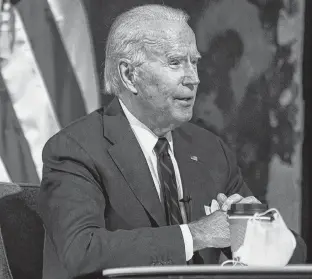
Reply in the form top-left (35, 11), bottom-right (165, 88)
top-left (39, 98), bottom-right (286, 279)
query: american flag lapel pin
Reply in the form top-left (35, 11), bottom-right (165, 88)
top-left (190, 155), bottom-right (198, 161)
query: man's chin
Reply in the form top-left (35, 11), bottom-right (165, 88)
top-left (173, 111), bottom-right (193, 126)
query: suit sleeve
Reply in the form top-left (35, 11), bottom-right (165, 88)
top-left (288, 230), bottom-right (307, 264)
top-left (217, 138), bottom-right (253, 198)
top-left (38, 132), bottom-right (186, 278)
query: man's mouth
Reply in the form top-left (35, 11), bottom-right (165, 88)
top-left (175, 96), bottom-right (194, 101)
top-left (174, 96), bottom-right (194, 106)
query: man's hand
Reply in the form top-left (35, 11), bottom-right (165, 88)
top-left (188, 210), bottom-right (230, 252)
top-left (217, 193), bottom-right (261, 211)
top-left (188, 193), bottom-right (261, 252)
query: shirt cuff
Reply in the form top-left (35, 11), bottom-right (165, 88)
top-left (180, 224), bottom-right (194, 261)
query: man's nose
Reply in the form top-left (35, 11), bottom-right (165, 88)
top-left (182, 64), bottom-right (200, 87)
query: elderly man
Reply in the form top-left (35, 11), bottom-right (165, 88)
top-left (38, 4), bottom-right (303, 279)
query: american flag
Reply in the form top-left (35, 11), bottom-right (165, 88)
top-left (0, 0), bottom-right (100, 183)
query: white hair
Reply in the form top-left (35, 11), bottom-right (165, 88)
top-left (104, 4), bottom-right (190, 95)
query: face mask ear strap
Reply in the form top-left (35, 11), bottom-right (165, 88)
top-left (257, 208), bottom-right (280, 220)
top-left (251, 208), bottom-right (279, 221)
top-left (251, 212), bottom-right (260, 222)
top-left (221, 259), bottom-right (247, 266)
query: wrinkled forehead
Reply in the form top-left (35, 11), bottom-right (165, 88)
top-left (143, 20), bottom-right (200, 58)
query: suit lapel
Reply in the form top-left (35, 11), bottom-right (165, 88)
top-left (173, 126), bottom-right (217, 221)
top-left (173, 127), bottom-right (218, 264)
top-left (103, 99), bottom-right (166, 226)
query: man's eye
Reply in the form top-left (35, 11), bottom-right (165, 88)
top-left (169, 59), bottom-right (181, 66)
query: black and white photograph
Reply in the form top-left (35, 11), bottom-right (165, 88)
top-left (0, 1), bottom-right (311, 279)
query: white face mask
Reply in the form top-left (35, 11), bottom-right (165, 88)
top-left (226, 209), bottom-right (296, 267)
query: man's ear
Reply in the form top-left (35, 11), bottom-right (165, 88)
top-left (118, 59), bottom-right (138, 94)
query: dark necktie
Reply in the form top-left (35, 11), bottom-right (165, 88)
top-left (154, 137), bottom-right (183, 225)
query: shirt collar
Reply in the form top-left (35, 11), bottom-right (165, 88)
top-left (119, 99), bottom-right (174, 153)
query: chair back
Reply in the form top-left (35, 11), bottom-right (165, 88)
top-left (0, 182), bottom-right (44, 279)
top-left (0, 226), bottom-right (13, 279)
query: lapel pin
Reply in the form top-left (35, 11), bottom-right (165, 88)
top-left (190, 155), bottom-right (198, 161)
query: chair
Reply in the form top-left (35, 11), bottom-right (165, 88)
top-left (0, 226), bottom-right (13, 279)
top-left (0, 182), bottom-right (44, 279)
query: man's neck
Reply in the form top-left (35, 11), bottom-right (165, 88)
top-left (118, 97), bottom-right (177, 137)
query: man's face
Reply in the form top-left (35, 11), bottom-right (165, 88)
top-left (133, 22), bottom-right (200, 130)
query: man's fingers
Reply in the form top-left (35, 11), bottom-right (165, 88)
top-left (221, 193), bottom-right (243, 211)
top-left (217, 193), bottom-right (227, 206)
top-left (239, 196), bottom-right (261, 204)
top-left (216, 193), bottom-right (261, 211)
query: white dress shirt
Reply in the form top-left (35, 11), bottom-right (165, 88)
top-left (119, 99), bottom-right (194, 261)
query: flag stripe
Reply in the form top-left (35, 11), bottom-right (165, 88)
top-left (0, 1), bottom-right (100, 183)
top-left (0, 156), bottom-right (11, 183)
top-left (1, 6), bottom-right (61, 180)
top-left (15, 0), bottom-right (87, 128)
top-left (0, 74), bottom-right (40, 184)
top-left (47, 0), bottom-right (100, 113)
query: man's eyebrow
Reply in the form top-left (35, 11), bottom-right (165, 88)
top-left (165, 51), bottom-right (184, 58)
top-left (165, 51), bottom-right (202, 59)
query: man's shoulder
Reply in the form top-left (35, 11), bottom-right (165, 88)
top-left (47, 107), bottom-right (105, 147)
